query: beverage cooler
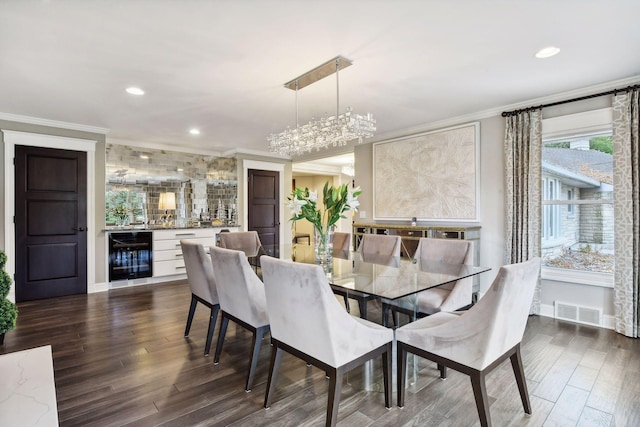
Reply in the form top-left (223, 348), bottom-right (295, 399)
top-left (108, 231), bottom-right (153, 281)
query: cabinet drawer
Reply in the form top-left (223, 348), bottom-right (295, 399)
top-left (154, 249), bottom-right (182, 262)
top-left (153, 228), bottom-right (215, 241)
top-left (392, 229), bottom-right (424, 238)
top-left (155, 236), bottom-right (217, 251)
top-left (153, 259), bottom-right (186, 277)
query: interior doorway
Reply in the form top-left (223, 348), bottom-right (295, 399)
top-left (247, 169), bottom-right (280, 257)
top-left (14, 145), bottom-right (88, 301)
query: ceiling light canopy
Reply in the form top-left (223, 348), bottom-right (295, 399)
top-left (535, 46), bottom-right (560, 59)
top-left (268, 55), bottom-right (376, 156)
top-left (125, 87), bottom-right (145, 95)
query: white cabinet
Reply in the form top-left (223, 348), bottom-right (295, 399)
top-left (152, 227), bottom-right (237, 278)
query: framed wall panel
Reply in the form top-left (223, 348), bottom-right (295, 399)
top-left (373, 122), bottom-right (480, 222)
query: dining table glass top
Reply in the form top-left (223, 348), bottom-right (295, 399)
top-left (259, 243), bottom-right (490, 301)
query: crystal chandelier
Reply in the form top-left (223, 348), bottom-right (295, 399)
top-left (268, 56), bottom-right (376, 156)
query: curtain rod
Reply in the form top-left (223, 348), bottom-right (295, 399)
top-left (501, 83), bottom-right (640, 117)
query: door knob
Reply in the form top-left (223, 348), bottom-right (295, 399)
top-left (73, 227), bottom-right (86, 232)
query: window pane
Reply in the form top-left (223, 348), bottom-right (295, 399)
top-left (541, 135), bottom-right (614, 273)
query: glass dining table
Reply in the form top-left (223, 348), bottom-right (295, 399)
top-left (257, 242), bottom-right (491, 325)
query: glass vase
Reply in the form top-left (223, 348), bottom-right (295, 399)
top-left (314, 226), bottom-right (335, 264)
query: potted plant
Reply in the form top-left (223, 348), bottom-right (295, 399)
top-left (287, 182), bottom-right (361, 263)
top-left (0, 250), bottom-right (18, 345)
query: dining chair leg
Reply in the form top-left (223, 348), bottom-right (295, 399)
top-left (510, 344), bottom-right (532, 414)
top-left (264, 343), bottom-right (284, 409)
top-left (246, 326), bottom-right (267, 391)
top-left (184, 295), bottom-right (198, 337)
top-left (358, 299), bottom-right (367, 320)
top-left (438, 364), bottom-right (447, 379)
top-left (382, 343), bottom-right (392, 408)
top-left (343, 295), bottom-right (351, 313)
top-left (213, 314), bottom-right (229, 365)
top-left (470, 371), bottom-right (491, 427)
top-left (204, 305), bottom-right (220, 356)
top-left (327, 367), bottom-right (343, 427)
top-left (397, 343), bottom-right (408, 407)
top-left (381, 303), bottom-right (389, 327)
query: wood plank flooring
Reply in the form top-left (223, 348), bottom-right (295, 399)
top-left (2, 280), bottom-right (639, 426)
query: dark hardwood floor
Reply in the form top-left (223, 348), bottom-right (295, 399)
top-left (2, 280), bottom-right (639, 426)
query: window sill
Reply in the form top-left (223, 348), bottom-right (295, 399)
top-left (541, 266), bottom-right (613, 288)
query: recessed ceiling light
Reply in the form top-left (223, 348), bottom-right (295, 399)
top-left (126, 87), bottom-right (145, 95)
top-left (189, 128), bottom-right (200, 135)
top-left (177, 168), bottom-right (184, 172)
top-left (139, 154), bottom-right (149, 159)
top-left (535, 46), bottom-right (560, 59)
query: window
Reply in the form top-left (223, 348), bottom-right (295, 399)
top-left (542, 177), bottom-right (561, 240)
top-left (541, 132), bottom-right (614, 286)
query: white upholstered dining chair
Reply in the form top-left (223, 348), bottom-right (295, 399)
top-left (396, 257), bottom-right (541, 427)
top-left (209, 245), bottom-right (270, 392)
top-left (180, 240), bottom-right (220, 356)
top-left (260, 255), bottom-right (394, 427)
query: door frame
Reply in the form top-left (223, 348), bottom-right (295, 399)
top-left (3, 131), bottom-right (96, 303)
top-left (242, 160), bottom-right (285, 248)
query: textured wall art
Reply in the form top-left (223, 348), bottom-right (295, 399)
top-left (373, 122), bottom-right (479, 221)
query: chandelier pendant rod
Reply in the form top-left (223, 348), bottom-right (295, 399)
top-left (295, 79), bottom-right (299, 129)
top-left (335, 57), bottom-right (340, 118)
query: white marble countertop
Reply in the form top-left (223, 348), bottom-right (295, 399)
top-left (0, 345), bottom-right (59, 426)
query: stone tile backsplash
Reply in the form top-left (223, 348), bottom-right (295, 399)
top-left (106, 144), bottom-right (238, 225)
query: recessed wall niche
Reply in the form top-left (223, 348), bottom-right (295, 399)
top-left (105, 144), bottom-right (238, 225)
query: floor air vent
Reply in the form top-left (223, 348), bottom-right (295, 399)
top-left (554, 302), bottom-right (602, 326)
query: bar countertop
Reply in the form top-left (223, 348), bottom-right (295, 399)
top-left (103, 223), bottom-right (240, 233)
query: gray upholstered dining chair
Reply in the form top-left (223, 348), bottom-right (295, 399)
top-left (181, 240), bottom-right (220, 356)
top-left (414, 238), bottom-right (474, 314)
top-left (329, 232), bottom-right (356, 312)
top-left (218, 230), bottom-right (264, 272)
top-left (387, 237), bottom-right (474, 325)
top-left (209, 245), bottom-right (270, 392)
top-left (358, 233), bottom-right (402, 260)
top-left (260, 255), bottom-right (394, 427)
top-left (396, 257), bottom-right (541, 427)
top-left (331, 232), bottom-right (351, 259)
top-left (354, 233), bottom-right (403, 320)
top-left (218, 230), bottom-right (262, 257)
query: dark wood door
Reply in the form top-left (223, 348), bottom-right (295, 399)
top-left (247, 169), bottom-right (279, 257)
top-left (14, 145), bottom-right (88, 302)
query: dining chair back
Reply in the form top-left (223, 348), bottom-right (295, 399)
top-left (414, 237), bottom-right (474, 314)
top-left (209, 245), bottom-right (269, 391)
top-left (396, 257), bottom-right (541, 427)
top-left (218, 231), bottom-right (262, 257)
top-left (357, 234), bottom-right (402, 259)
top-left (331, 232), bottom-right (351, 259)
top-left (180, 240), bottom-right (219, 356)
top-left (260, 255), bottom-right (393, 427)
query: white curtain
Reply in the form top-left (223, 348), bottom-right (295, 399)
top-left (612, 88), bottom-right (640, 338)
top-left (504, 109), bottom-right (542, 314)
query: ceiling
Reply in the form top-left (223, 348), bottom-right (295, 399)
top-left (1, 1), bottom-right (639, 159)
